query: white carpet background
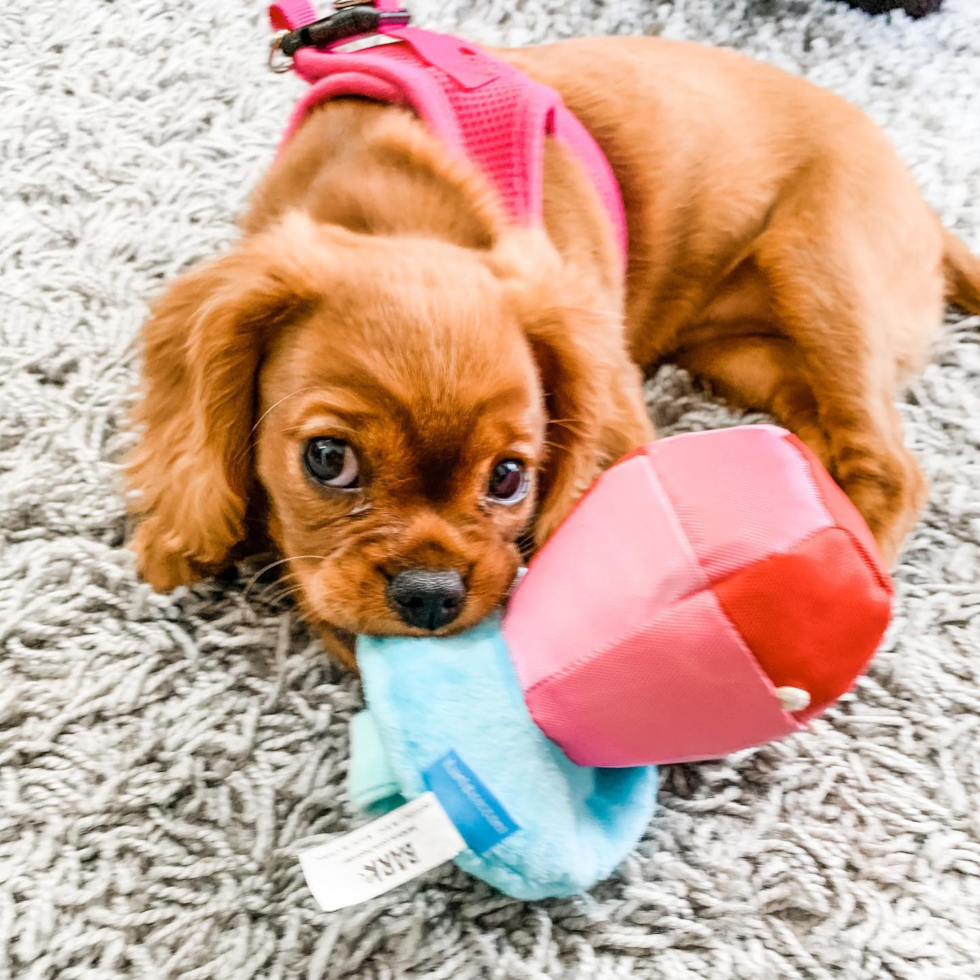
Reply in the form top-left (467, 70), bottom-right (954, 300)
top-left (1, 1), bottom-right (979, 978)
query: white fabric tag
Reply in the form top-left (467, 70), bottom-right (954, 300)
top-left (298, 793), bottom-right (466, 911)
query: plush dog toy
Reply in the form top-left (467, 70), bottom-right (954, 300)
top-left (348, 425), bottom-right (893, 899)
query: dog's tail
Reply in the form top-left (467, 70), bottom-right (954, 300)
top-left (944, 227), bottom-right (980, 314)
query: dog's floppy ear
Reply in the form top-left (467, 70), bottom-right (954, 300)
top-left (487, 231), bottom-right (625, 546)
top-left (127, 213), bottom-right (326, 591)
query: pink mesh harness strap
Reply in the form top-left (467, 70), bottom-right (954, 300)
top-left (269, 1), bottom-right (628, 263)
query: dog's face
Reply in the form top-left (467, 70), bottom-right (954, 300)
top-left (128, 212), bottom-right (618, 655)
top-left (254, 233), bottom-right (546, 638)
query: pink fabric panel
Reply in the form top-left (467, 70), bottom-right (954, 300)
top-left (381, 27), bottom-right (502, 89)
top-left (524, 587), bottom-right (802, 768)
top-left (648, 426), bottom-right (832, 583)
top-left (378, 40), bottom-right (557, 226)
top-left (269, 0), bottom-right (318, 31)
top-left (281, 51), bottom-right (464, 152)
top-left (551, 105), bottom-right (629, 262)
top-left (505, 454), bottom-right (704, 693)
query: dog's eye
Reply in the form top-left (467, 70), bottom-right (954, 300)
top-left (304, 438), bottom-right (359, 488)
top-left (488, 459), bottom-right (528, 504)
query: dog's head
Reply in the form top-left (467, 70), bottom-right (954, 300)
top-left (128, 212), bottom-right (617, 651)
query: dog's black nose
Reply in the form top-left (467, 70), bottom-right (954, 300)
top-left (386, 569), bottom-right (466, 631)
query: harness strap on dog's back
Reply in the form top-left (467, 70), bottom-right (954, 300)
top-left (269, 1), bottom-right (628, 263)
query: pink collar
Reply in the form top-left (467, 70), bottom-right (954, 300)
top-left (269, 1), bottom-right (628, 264)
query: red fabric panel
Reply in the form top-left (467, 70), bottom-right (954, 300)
top-left (712, 527), bottom-right (892, 720)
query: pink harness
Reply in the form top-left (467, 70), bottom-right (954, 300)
top-left (268, 1), bottom-right (628, 262)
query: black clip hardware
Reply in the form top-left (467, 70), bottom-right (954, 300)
top-left (278, 5), bottom-right (411, 59)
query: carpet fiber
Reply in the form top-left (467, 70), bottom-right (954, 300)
top-left (2, 1), bottom-right (979, 977)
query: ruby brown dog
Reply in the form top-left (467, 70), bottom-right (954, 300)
top-left (127, 8), bottom-right (980, 668)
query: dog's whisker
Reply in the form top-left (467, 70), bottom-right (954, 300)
top-left (256, 573), bottom-right (301, 603)
top-left (243, 555), bottom-right (327, 602)
top-left (547, 418), bottom-right (588, 436)
top-left (250, 387), bottom-right (320, 437)
top-left (244, 423), bottom-right (309, 457)
top-left (541, 440), bottom-right (572, 455)
top-left (235, 387), bottom-right (323, 462)
top-left (264, 585), bottom-right (304, 608)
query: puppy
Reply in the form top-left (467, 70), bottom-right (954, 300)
top-left (127, 36), bottom-right (980, 668)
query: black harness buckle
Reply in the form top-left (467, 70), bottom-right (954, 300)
top-left (273, 4), bottom-right (411, 66)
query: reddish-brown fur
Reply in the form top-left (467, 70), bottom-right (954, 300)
top-left (128, 37), bottom-right (980, 666)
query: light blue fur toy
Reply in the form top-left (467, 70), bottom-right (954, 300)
top-left (350, 617), bottom-right (658, 900)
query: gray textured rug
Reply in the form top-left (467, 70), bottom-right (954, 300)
top-left (2, 1), bottom-right (979, 977)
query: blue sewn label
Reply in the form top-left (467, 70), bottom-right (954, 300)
top-left (422, 751), bottom-right (518, 855)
